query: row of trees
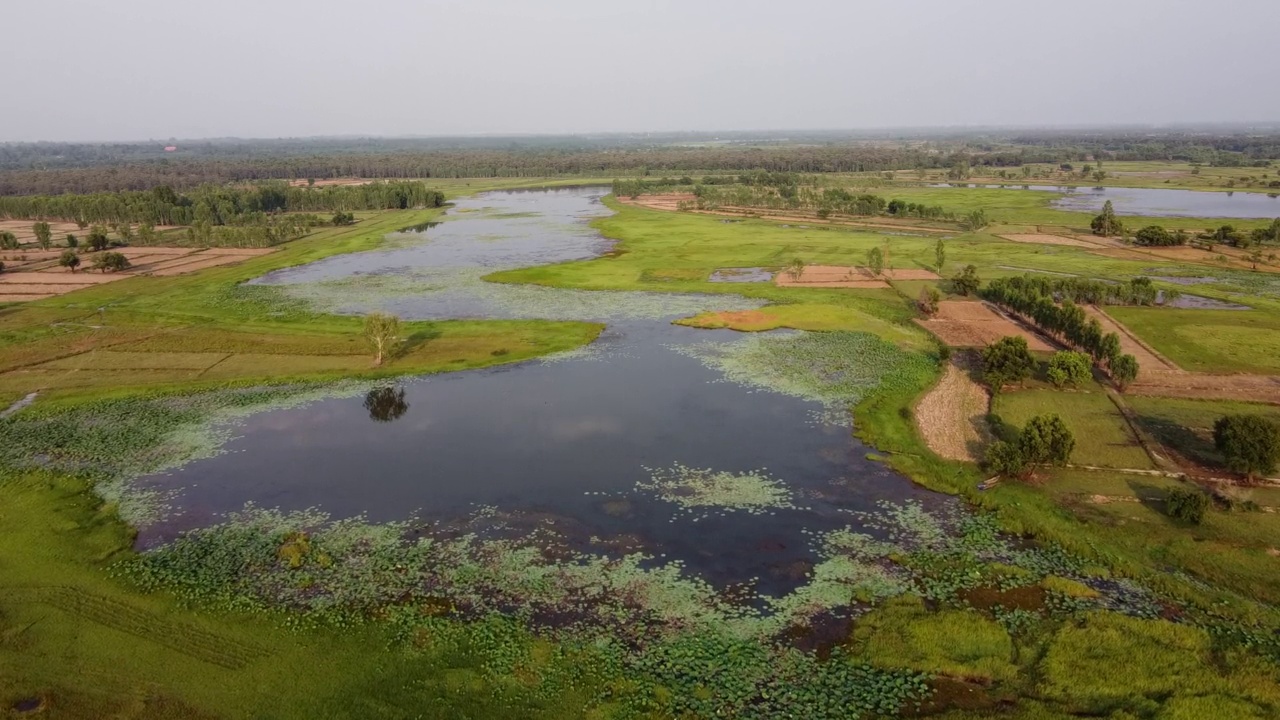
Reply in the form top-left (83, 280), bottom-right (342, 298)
top-left (0, 181), bottom-right (444, 227)
top-left (984, 274), bottom-right (1161, 307)
top-left (980, 281), bottom-right (1140, 389)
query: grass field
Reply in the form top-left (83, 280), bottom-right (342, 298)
top-left (1125, 395), bottom-right (1280, 470)
top-left (994, 388), bottom-right (1153, 470)
top-left (1107, 307), bottom-right (1280, 374)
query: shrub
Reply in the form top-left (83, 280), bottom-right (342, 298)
top-left (1110, 354), bottom-right (1140, 390)
top-left (58, 249), bottom-right (80, 272)
top-left (1213, 415), bottom-right (1280, 479)
top-left (1046, 351), bottom-right (1091, 388)
top-left (917, 287), bottom-right (941, 316)
top-left (1165, 488), bottom-right (1210, 525)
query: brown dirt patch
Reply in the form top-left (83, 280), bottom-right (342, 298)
top-left (915, 355), bottom-right (991, 462)
top-left (0, 283), bottom-right (96, 294)
top-left (198, 248), bottom-right (274, 256)
top-left (999, 233), bottom-right (1100, 248)
top-left (959, 585), bottom-right (1047, 612)
top-left (0, 293), bottom-right (58, 302)
top-left (917, 301), bottom-right (1056, 351)
top-left (0, 272), bottom-right (124, 285)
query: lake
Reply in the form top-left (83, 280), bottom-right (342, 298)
top-left (934, 183), bottom-right (1280, 219)
top-left (138, 187), bottom-right (944, 597)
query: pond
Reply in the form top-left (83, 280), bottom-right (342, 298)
top-left (934, 183), bottom-right (1280, 219)
top-left (138, 187), bottom-right (945, 599)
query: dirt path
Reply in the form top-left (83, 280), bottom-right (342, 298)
top-left (915, 354), bottom-right (991, 463)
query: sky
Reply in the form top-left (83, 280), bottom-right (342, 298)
top-left (3, 0), bottom-right (1278, 142)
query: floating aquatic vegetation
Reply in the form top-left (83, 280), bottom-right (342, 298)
top-left (637, 463), bottom-right (804, 519)
top-left (277, 266), bottom-right (764, 322)
top-left (674, 330), bottom-right (933, 425)
top-left (0, 381), bottom-right (377, 525)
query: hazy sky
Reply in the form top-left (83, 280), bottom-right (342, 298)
top-left (3, 0), bottom-right (1278, 142)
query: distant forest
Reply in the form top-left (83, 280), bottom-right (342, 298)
top-left (1, 128), bottom-right (1278, 195)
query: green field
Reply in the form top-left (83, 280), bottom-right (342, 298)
top-left (1125, 395), bottom-right (1280, 470)
top-left (1107, 307), bottom-right (1280, 374)
top-left (994, 388), bottom-right (1153, 470)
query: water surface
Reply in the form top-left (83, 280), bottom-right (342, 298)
top-left (934, 183), bottom-right (1280, 219)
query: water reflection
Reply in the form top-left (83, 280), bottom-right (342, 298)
top-left (364, 386), bottom-right (410, 423)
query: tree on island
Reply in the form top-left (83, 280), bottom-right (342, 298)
top-left (364, 312), bottom-right (401, 366)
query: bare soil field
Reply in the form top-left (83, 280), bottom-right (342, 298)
top-left (916, 300), bottom-right (1056, 351)
top-left (914, 353), bottom-right (991, 462)
top-left (773, 265), bottom-right (936, 289)
top-left (999, 233), bottom-right (1101, 248)
top-left (616, 195), bottom-right (954, 234)
top-left (0, 248), bottom-right (274, 302)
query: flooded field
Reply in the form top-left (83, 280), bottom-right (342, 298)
top-left (936, 183), bottom-right (1280, 218)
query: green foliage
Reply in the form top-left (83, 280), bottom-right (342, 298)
top-left (917, 286), bottom-right (941, 316)
top-left (1134, 225), bottom-right (1186, 247)
top-left (1046, 351), bottom-right (1092, 389)
top-left (850, 596), bottom-right (1017, 682)
top-left (867, 246), bottom-right (885, 276)
top-left (1091, 199), bottom-right (1124, 237)
top-left (58, 249), bottom-right (80, 272)
top-left (981, 335), bottom-right (1034, 391)
top-left (33, 220), bottom-right (52, 249)
top-left (65, 232), bottom-right (78, 248)
top-left (984, 440), bottom-right (1027, 478)
top-left (1111, 353), bottom-right (1139, 390)
top-left (332, 210), bottom-right (356, 226)
top-left (786, 256), bottom-right (805, 280)
top-left (1214, 414), bottom-right (1280, 478)
top-left (1019, 414), bottom-right (1075, 468)
top-left (0, 230), bottom-right (18, 249)
top-left (89, 250), bottom-right (130, 272)
top-left (363, 312), bottom-right (401, 366)
top-left (961, 209), bottom-right (989, 231)
top-left (1166, 487), bottom-right (1211, 525)
top-left (952, 264), bottom-right (981, 296)
top-left (934, 238), bottom-right (946, 272)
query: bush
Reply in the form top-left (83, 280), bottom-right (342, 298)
top-left (1110, 354), bottom-right (1139, 390)
top-left (1046, 351), bottom-right (1091, 388)
top-left (1166, 488), bottom-right (1210, 525)
top-left (916, 287), bottom-right (941, 316)
top-left (1213, 414), bottom-right (1280, 479)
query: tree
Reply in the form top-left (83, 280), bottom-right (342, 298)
top-left (90, 251), bottom-right (130, 273)
top-left (787, 258), bottom-right (805, 281)
top-left (1110, 354), bottom-right (1139, 390)
top-left (1019, 414), bottom-right (1075, 468)
top-left (934, 239), bottom-right (946, 272)
top-left (917, 286), bottom-right (941, 316)
top-left (87, 227), bottom-right (110, 252)
top-left (332, 211), bottom-right (355, 226)
top-left (984, 441), bottom-right (1027, 479)
top-left (962, 209), bottom-right (989, 231)
top-left (363, 312), bottom-right (401, 366)
top-left (1134, 226), bottom-right (1175, 247)
top-left (982, 336), bottom-right (1035, 392)
top-left (952, 265), bottom-right (981, 296)
top-left (364, 386), bottom-right (409, 422)
top-left (59, 249), bottom-right (80, 273)
top-left (65, 233), bottom-right (78, 248)
top-left (1213, 414), bottom-right (1280, 480)
top-left (33, 222), bottom-right (52, 249)
top-left (1047, 351), bottom-right (1091, 389)
top-left (0, 231), bottom-right (18, 250)
top-left (866, 247), bottom-right (885, 277)
top-left (1090, 200), bottom-right (1123, 237)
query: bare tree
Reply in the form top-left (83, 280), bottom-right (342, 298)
top-left (363, 312), bottom-right (401, 366)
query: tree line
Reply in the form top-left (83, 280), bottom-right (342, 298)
top-left (981, 276), bottom-right (1141, 389)
top-left (0, 181), bottom-right (444, 226)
